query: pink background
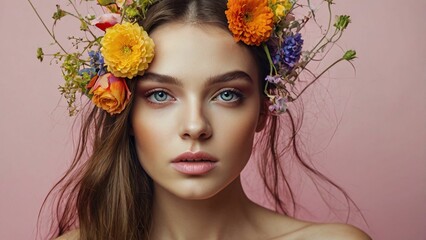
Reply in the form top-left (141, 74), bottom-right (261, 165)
top-left (1, 0), bottom-right (425, 239)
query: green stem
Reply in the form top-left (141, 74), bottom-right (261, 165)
top-left (27, 0), bottom-right (68, 54)
top-left (263, 43), bottom-right (277, 75)
top-left (293, 57), bottom-right (344, 101)
top-left (301, 28), bottom-right (338, 73)
top-left (309, 1), bottom-right (333, 55)
top-left (67, 0), bottom-right (97, 39)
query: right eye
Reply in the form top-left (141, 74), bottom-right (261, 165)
top-left (145, 90), bottom-right (174, 104)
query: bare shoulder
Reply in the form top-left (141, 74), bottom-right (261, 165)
top-left (282, 223), bottom-right (371, 240)
top-left (248, 203), bottom-right (369, 240)
top-left (54, 229), bottom-right (80, 240)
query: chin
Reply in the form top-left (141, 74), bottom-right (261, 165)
top-left (157, 177), bottom-right (235, 201)
top-left (174, 191), bottom-right (219, 201)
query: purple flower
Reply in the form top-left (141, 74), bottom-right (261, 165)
top-left (268, 96), bottom-right (288, 114)
top-left (265, 75), bottom-right (282, 84)
top-left (273, 33), bottom-right (304, 69)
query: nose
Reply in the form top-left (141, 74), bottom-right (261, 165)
top-left (179, 102), bottom-right (212, 141)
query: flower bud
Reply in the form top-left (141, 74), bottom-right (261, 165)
top-left (125, 7), bottom-right (140, 19)
top-left (52, 5), bottom-right (66, 20)
top-left (343, 50), bottom-right (357, 61)
top-left (334, 15), bottom-right (351, 30)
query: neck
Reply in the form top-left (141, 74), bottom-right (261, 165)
top-left (150, 177), bottom-right (256, 240)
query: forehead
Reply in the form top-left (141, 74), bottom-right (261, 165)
top-left (146, 22), bottom-right (259, 83)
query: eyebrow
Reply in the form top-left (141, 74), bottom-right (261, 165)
top-left (140, 71), bottom-right (253, 86)
top-left (206, 71), bottom-right (253, 86)
top-left (140, 72), bottom-right (183, 86)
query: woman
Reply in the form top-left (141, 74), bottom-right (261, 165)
top-left (34, 0), bottom-right (371, 239)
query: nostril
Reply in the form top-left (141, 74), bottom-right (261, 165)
top-left (179, 106), bottom-right (212, 140)
top-left (180, 121), bottom-right (212, 140)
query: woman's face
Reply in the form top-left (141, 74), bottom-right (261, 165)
top-left (131, 22), bottom-right (264, 200)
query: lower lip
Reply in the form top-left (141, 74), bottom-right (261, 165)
top-left (171, 161), bottom-right (217, 175)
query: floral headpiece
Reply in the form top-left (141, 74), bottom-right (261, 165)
top-left (30, 0), bottom-right (355, 116)
top-left (225, 0), bottom-right (356, 114)
top-left (29, 0), bottom-right (157, 116)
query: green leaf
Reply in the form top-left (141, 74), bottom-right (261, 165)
top-left (80, 20), bottom-right (89, 31)
top-left (36, 47), bottom-right (44, 62)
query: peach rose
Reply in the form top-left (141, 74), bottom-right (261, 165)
top-left (89, 73), bottom-right (131, 115)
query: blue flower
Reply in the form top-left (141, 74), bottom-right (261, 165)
top-left (78, 68), bottom-right (97, 79)
top-left (79, 51), bottom-right (106, 79)
top-left (273, 33), bottom-right (304, 69)
top-left (88, 51), bottom-right (106, 76)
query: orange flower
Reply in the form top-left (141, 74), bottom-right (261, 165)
top-left (225, 0), bottom-right (274, 46)
top-left (89, 73), bottom-right (131, 115)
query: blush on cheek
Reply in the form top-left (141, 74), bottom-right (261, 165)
top-left (216, 115), bottom-right (257, 155)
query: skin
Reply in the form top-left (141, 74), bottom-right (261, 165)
top-left (56, 22), bottom-right (371, 240)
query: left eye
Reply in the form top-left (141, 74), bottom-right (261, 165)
top-left (146, 90), bottom-right (174, 103)
top-left (215, 90), bottom-right (242, 102)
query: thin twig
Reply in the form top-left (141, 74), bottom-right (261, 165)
top-left (27, 0), bottom-right (68, 54)
top-left (293, 58), bottom-right (345, 101)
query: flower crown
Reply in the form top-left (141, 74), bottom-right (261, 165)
top-left (30, 0), bottom-right (355, 116)
top-left (226, 0), bottom-right (356, 114)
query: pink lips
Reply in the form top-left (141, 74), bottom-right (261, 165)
top-left (171, 152), bottom-right (218, 175)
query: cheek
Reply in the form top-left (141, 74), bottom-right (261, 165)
top-left (131, 105), bottom-right (175, 163)
top-left (212, 106), bottom-right (260, 161)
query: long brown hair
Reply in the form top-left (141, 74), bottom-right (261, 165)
top-left (38, 0), bottom-right (361, 239)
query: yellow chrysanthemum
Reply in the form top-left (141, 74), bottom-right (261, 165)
top-left (271, 0), bottom-right (293, 20)
top-left (101, 22), bottom-right (155, 79)
top-left (225, 0), bottom-right (274, 46)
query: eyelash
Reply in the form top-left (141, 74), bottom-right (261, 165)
top-left (143, 88), bottom-right (244, 105)
top-left (213, 88), bottom-right (244, 103)
top-left (144, 89), bottom-right (175, 104)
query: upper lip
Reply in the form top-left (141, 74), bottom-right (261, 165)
top-left (172, 151), bottom-right (218, 163)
